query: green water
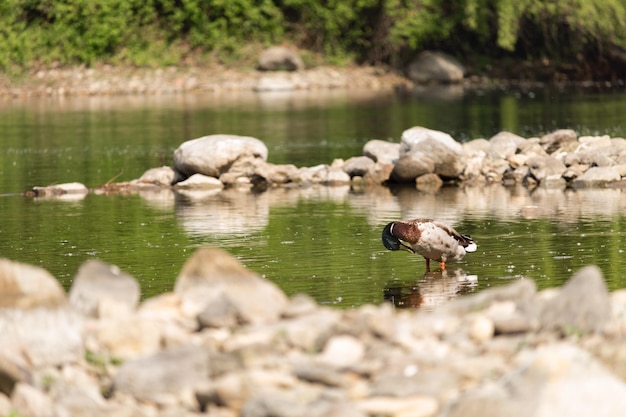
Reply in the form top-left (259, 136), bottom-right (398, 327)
top-left (1, 86), bottom-right (625, 308)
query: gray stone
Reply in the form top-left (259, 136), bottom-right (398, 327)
top-left (526, 155), bottom-right (566, 183)
top-left (444, 343), bottom-right (626, 417)
top-left (173, 134), bottom-right (268, 178)
top-left (0, 258), bottom-right (67, 309)
top-left (539, 129), bottom-right (578, 154)
top-left (257, 46), bottom-right (305, 71)
top-left (540, 265), bottom-right (611, 334)
top-left (400, 127), bottom-right (465, 178)
top-left (391, 151), bottom-right (434, 182)
top-left (0, 307), bottom-right (84, 368)
top-left (137, 166), bottom-right (183, 186)
top-left (253, 161), bottom-right (299, 184)
top-left (324, 168), bottom-right (351, 185)
top-left (489, 131), bottom-right (526, 159)
top-left (363, 140), bottom-right (399, 165)
top-left (371, 369), bottom-right (461, 398)
top-left (113, 345), bottom-right (210, 402)
top-left (69, 259), bottom-right (140, 318)
top-left (197, 296), bottom-right (240, 328)
top-left (571, 166), bottom-right (621, 187)
top-left (174, 247), bottom-right (288, 324)
top-left (342, 156), bottom-right (375, 177)
top-left (12, 383), bottom-right (55, 417)
top-left (173, 173), bottom-right (224, 189)
top-left (406, 51), bottom-right (465, 83)
top-left (32, 182), bottom-right (89, 198)
top-left (363, 161), bottom-right (394, 184)
top-left (0, 352), bottom-right (31, 396)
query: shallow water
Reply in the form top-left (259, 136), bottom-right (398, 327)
top-left (1, 85), bottom-right (626, 308)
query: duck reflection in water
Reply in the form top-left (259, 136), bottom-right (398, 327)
top-left (383, 268), bottom-right (478, 310)
top-left (382, 218), bottom-right (477, 271)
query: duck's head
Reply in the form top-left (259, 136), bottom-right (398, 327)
top-left (382, 222), bottom-right (415, 253)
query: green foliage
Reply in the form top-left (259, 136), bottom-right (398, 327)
top-left (0, 0), bottom-right (624, 71)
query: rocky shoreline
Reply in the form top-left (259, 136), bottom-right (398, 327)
top-left (28, 127), bottom-right (626, 199)
top-left (0, 65), bottom-right (412, 98)
top-left (2, 247), bottom-right (626, 417)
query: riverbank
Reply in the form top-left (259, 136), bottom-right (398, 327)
top-left (0, 64), bottom-right (411, 98)
top-left (2, 60), bottom-right (621, 99)
top-left (2, 248), bottom-right (626, 417)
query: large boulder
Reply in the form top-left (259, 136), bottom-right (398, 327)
top-left (257, 46), bottom-right (305, 71)
top-left (363, 140), bottom-right (400, 165)
top-left (539, 265), bottom-right (611, 334)
top-left (174, 247), bottom-right (288, 325)
top-left (0, 258), bottom-right (66, 309)
top-left (173, 135), bottom-right (268, 178)
top-left (69, 259), bottom-right (140, 318)
top-left (488, 131), bottom-right (526, 159)
top-left (399, 127), bottom-right (466, 178)
top-left (406, 51), bottom-right (465, 83)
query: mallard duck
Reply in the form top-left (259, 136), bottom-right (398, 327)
top-left (382, 218), bottom-right (477, 271)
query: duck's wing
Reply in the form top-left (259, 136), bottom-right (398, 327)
top-left (432, 221), bottom-right (476, 250)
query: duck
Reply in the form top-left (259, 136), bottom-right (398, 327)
top-left (382, 218), bottom-right (477, 271)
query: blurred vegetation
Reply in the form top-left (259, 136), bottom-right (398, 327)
top-left (0, 0), bottom-right (624, 77)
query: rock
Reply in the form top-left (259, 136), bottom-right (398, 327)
top-left (445, 343), bottom-right (626, 417)
top-left (342, 156), bottom-right (375, 177)
top-left (257, 46), bottom-right (305, 71)
top-left (540, 129), bottom-right (578, 154)
top-left (173, 173), bottom-right (224, 189)
top-left (489, 131), bottom-right (526, 159)
top-left (113, 345), bottom-right (210, 403)
top-left (540, 265), bottom-right (611, 334)
top-left (12, 383), bottom-right (54, 417)
top-left (94, 316), bottom-right (161, 360)
top-left (48, 365), bottom-right (110, 417)
top-left (69, 259), bottom-right (140, 318)
top-left (0, 352), bottom-right (31, 396)
top-left (469, 315), bottom-right (495, 343)
top-left (173, 135), bottom-right (268, 178)
top-left (197, 296), bottom-right (240, 328)
top-left (324, 168), bottom-right (351, 185)
top-left (442, 278), bottom-right (538, 326)
top-left (571, 166), bottom-right (621, 187)
top-left (0, 258), bottom-right (67, 308)
top-left (391, 151), bottom-right (434, 182)
top-left (318, 335), bottom-right (366, 368)
top-left (371, 368), bottom-right (461, 399)
top-left (400, 127), bottom-right (465, 178)
top-left (137, 166), bottom-right (183, 186)
top-left (253, 161), bottom-right (299, 185)
top-left (363, 162), bottom-right (394, 184)
top-left (363, 140), bottom-right (400, 165)
top-left (526, 155), bottom-right (566, 184)
top-left (174, 247), bottom-right (288, 324)
top-left (356, 395), bottom-right (439, 417)
top-left (406, 51), bottom-right (464, 83)
top-left (32, 182), bottom-right (89, 198)
top-left (0, 307), bottom-right (84, 368)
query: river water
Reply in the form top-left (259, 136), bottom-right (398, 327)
top-left (1, 84), bottom-right (625, 308)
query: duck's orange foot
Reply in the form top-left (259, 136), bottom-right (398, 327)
top-left (440, 261), bottom-right (446, 270)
